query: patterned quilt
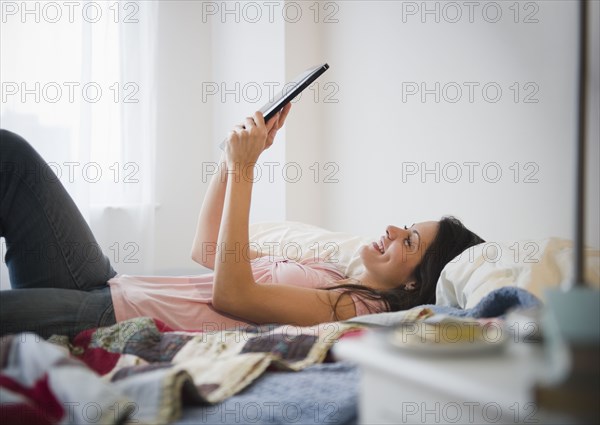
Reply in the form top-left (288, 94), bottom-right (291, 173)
top-left (0, 317), bottom-right (368, 424)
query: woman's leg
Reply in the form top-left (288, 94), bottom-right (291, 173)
top-left (0, 286), bottom-right (116, 339)
top-left (0, 129), bottom-right (117, 290)
top-left (0, 129), bottom-right (119, 338)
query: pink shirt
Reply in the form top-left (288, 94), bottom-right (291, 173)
top-left (107, 256), bottom-right (386, 331)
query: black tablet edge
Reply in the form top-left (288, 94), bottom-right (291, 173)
top-left (218, 63), bottom-right (330, 150)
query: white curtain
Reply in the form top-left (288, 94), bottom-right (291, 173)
top-left (0, 1), bottom-right (158, 288)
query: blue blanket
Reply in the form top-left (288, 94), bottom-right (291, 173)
top-left (427, 286), bottom-right (542, 318)
top-left (175, 363), bottom-right (359, 425)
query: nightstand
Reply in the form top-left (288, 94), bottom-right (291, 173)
top-left (333, 328), bottom-right (570, 424)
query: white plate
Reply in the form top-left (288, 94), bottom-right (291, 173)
top-left (386, 321), bottom-right (508, 355)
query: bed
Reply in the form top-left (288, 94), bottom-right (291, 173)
top-left (1, 221), bottom-right (598, 425)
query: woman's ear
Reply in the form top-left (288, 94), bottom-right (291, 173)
top-left (403, 281), bottom-right (416, 291)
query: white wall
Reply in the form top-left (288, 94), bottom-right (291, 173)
top-left (315, 1), bottom-right (585, 244)
top-left (152, 1), bottom-right (213, 273)
top-left (120, 0), bottom-right (600, 275)
top-left (152, 1), bottom-right (288, 273)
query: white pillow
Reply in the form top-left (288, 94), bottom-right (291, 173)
top-left (249, 221), bottom-right (375, 278)
top-left (436, 238), bottom-right (600, 309)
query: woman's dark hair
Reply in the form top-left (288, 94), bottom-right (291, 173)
top-left (327, 216), bottom-right (485, 317)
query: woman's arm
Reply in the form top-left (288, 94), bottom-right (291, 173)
top-left (191, 153), bottom-right (264, 269)
top-left (213, 110), bottom-right (357, 325)
top-left (190, 153), bottom-right (228, 269)
top-left (191, 105), bottom-right (292, 270)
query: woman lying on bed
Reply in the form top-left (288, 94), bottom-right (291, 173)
top-left (0, 105), bottom-right (484, 338)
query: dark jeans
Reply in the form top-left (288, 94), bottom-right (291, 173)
top-left (0, 129), bottom-right (117, 339)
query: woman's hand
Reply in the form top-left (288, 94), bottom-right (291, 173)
top-left (264, 102), bottom-right (292, 150)
top-left (224, 104), bottom-right (292, 168)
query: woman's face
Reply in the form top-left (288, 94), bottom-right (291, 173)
top-left (358, 221), bottom-right (439, 290)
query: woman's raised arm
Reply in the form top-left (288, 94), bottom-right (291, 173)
top-left (190, 152), bottom-right (230, 269)
top-left (191, 104), bottom-right (291, 270)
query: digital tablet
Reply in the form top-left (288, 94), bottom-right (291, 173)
top-left (259, 62), bottom-right (329, 121)
top-left (219, 63), bottom-right (329, 149)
